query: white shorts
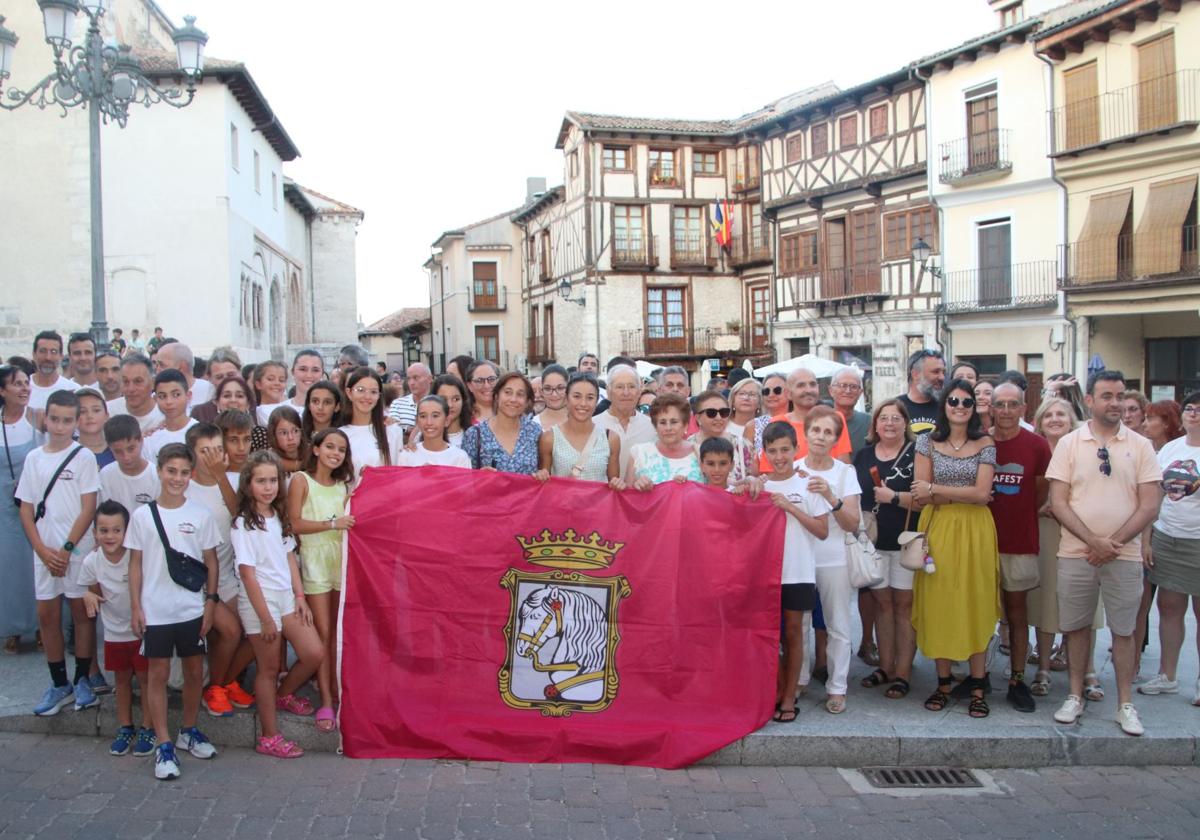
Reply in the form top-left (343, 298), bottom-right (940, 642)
top-left (869, 550), bottom-right (915, 592)
top-left (237, 586), bottom-right (295, 636)
top-left (33, 552), bottom-right (88, 601)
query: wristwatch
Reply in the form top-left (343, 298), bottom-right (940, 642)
top-left (831, 499), bottom-right (844, 512)
top-left (206, 592), bottom-right (220, 603)
top-left (62, 540), bottom-right (75, 553)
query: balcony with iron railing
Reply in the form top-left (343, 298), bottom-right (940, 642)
top-left (941, 260), bottom-right (1057, 313)
top-left (670, 234), bottom-right (715, 269)
top-left (733, 160), bottom-right (762, 193)
top-left (1051, 69), bottom-right (1200, 156)
top-left (611, 234), bottom-right (659, 270)
top-left (938, 128), bottom-right (1012, 184)
top-left (527, 335), bottom-right (551, 364)
top-left (619, 326), bottom-right (756, 359)
top-left (468, 285), bottom-right (507, 312)
top-left (1060, 225), bottom-right (1199, 290)
top-left (729, 234), bottom-right (772, 268)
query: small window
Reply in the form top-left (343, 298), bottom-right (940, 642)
top-left (253, 151), bottom-right (261, 194)
top-left (799, 231), bottom-right (818, 270)
top-left (785, 134), bottom-right (803, 164)
top-left (693, 149), bottom-right (721, 176)
top-left (649, 149), bottom-right (677, 185)
top-left (839, 114), bottom-right (858, 148)
top-left (230, 124), bottom-right (239, 171)
top-left (602, 146), bottom-right (630, 171)
top-left (271, 173), bottom-right (278, 210)
top-left (811, 124), bottom-right (829, 157)
top-left (869, 105), bottom-right (888, 139)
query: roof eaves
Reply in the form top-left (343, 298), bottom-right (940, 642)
top-left (511, 185), bottom-right (566, 224)
top-left (914, 16), bottom-right (1041, 69)
top-left (1032, 0), bottom-right (1132, 41)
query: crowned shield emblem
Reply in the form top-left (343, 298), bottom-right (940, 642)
top-left (499, 529), bottom-right (631, 717)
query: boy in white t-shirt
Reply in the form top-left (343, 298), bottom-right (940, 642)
top-left (78, 500), bottom-right (155, 757)
top-left (126, 444), bottom-right (220, 781)
top-left (16, 390), bottom-right (101, 716)
top-left (142, 369), bottom-right (197, 464)
top-left (100, 414), bottom-right (159, 515)
top-left (761, 421), bottom-right (830, 724)
top-left (184, 423), bottom-right (256, 717)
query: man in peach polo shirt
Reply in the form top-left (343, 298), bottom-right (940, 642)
top-left (756, 367), bottom-right (852, 473)
top-left (1047, 369), bottom-right (1162, 736)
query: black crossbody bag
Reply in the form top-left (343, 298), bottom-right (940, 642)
top-left (33, 445), bottom-right (84, 522)
top-left (148, 501), bottom-right (208, 593)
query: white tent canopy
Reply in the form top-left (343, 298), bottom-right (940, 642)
top-left (753, 353), bottom-right (855, 380)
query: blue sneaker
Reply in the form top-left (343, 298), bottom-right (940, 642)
top-left (88, 672), bottom-right (112, 696)
top-left (73, 677), bottom-right (99, 711)
top-left (110, 725), bottom-right (136, 756)
top-left (154, 742), bottom-right (180, 780)
top-left (176, 726), bottom-right (217, 759)
top-left (132, 728), bottom-right (156, 757)
top-left (33, 683), bottom-right (74, 716)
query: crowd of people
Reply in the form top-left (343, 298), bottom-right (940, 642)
top-left (1, 329), bottom-right (1197, 779)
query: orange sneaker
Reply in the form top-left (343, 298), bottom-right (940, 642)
top-left (224, 680), bottom-right (255, 709)
top-left (202, 684), bottom-right (234, 717)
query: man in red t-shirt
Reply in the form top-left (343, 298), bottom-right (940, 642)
top-left (756, 367), bottom-right (852, 473)
top-left (988, 382), bottom-right (1051, 713)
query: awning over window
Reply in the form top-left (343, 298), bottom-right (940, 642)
top-left (1134, 177), bottom-right (1197, 277)
top-left (1076, 189), bottom-right (1132, 283)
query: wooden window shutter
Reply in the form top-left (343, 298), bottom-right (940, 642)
top-left (869, 105), bottom-right (888, 139)
top-left (1076, 189), bottom-right (1133, 282)
top-left (1063, 62), bottom-right (1099, 149)
top-left (839, 115), bottom-right (858, 148)
top-left (1134, 176), bottom-right (1197, 276)
top-left (785, 134), bottom-right (803, 163)
top-left (1137, 33), bottom-right (1176, 131)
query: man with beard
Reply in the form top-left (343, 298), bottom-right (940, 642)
top-left (897, 349), bottom-right (945, 436)
top-left (29, 331), bottom-right (78, 412)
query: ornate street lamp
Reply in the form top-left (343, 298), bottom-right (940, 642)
top-left (911, 236), bottom-right (943, 286)
top-left (0, 3), bottom-right (208, 344)
top-left (557, 277), bottom-right (586, 307)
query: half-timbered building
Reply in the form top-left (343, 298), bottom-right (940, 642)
top-left (761, 67), bottom-right (934, 404)
top-left (513, 83), bottom-right (837, 387)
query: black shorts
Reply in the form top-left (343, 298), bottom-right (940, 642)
top-left (781, 583), bottom-right (816, 613)
top-left (140, 617), bottom-right (207, 659)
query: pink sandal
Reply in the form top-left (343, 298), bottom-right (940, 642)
top-left (315, 706), bottom-right (336, 732)
top-left (256, 734), bottom-right (304, 758)
top-left (276, 694), bottom-right (314, 716)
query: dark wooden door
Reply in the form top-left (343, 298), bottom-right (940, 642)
top-left (824, 218), bottom-right (847, 298)
top-left (967, 95), bottom-right (999, 170)
top-left (850, 210), bottom-right (880, 294)
top-left (978, 223), bottom-right (1011, 306)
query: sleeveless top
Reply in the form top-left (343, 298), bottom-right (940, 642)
top-left (298, 472), bottom-right (349, 554)
top-left (629, 442), bottom-right (703, 485)
top-left (550, 424), bottom-right (611, 482)
top-left (916, 433), bottom-right (997, 487)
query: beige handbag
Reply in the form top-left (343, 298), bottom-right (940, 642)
top-left (897, 504), bottom-right (937, 573)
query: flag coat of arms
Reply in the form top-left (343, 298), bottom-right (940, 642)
top-left (339, 468), bottom-right (785, 768)
top-left (711, 199), bottom-right (733, 250)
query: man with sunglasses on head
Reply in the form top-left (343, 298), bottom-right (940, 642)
top-left (898, 349), bottom-right (945, 437)
top-left (1047, 369), bottom-right (1162, 736)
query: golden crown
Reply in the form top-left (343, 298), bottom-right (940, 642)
top-left (515, 529), bottom-right (624, 570)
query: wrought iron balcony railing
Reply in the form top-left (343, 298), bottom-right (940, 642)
top-left (620, 326), bottom-right (758, 358)
top-left (729, 234), bottom-right (771, 268)
top-left (468, 285), bottom-right (506, 312)
top-left (1060, 225), bottom-right (1199, 289)
top-left (941, 260), bottom-right (1057, 313)
top-left (1051, 69), bottom-right (1199, 154)
top-left (611, 234), bottom-right (659, 270)
top-left (938, 128), bottom-right (1012, 184)
top-left (670, 234), bottom-right (715, 269)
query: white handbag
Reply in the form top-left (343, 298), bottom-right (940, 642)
top-left (846, 520), bottom-right (884, 589)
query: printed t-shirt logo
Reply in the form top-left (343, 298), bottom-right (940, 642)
top-left (1162, 459), bottom-right (1199, 502)
top-left (177, 522), bottom-right (197, 535)
top-left (135, 493), bottom-right (154, 504)
top-left (59, 469), bottom-right (75, 481)
top-left (993, 462), bottom-right (1025, 495)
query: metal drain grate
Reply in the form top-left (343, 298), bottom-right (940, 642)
top-left (862, 766), bottom-right (982, 789)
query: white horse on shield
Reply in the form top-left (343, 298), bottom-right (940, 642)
top-left (515, 585), bottom-right (608, 702)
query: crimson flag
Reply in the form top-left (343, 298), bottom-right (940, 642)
top-left (339, 467), bottom-right (785, 769)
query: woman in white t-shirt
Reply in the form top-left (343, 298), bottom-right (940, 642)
top-left (798, 406), bottom-right (863, 715)
top-left (338, 368), bottom-right (401, 478)
top-left (1142, 389), bottom-right (1200, 701)
top-left (396, 396), bottom-right (471, 469)
top-left (231, 451), bottom-right (325, 759)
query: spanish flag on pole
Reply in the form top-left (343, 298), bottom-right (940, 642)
top-left (711, 199), bottom-right (733, 251)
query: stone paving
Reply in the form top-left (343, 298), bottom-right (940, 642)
top-left (0, 733), bottom-right (1199, 839)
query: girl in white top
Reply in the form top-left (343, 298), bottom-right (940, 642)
top-left (534, 373), bottom-right (623, 487)
top-left (799, 406), bottom-right (863, 715)
top-left (338, 368), bottom-right (401, 479)
top-left (396, 396), bottom-right (472, 469)
top-left (231, 451), bottom-right (324, 759)
top-left (288, 349), bottom-right (324, 413)
top-left (252, 361), bottom-right (289, 426)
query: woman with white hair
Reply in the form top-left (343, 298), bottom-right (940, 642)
top-left (593, 364), bottom-right (656, 477)
top-left (727, 377), bottom-right (761, 442)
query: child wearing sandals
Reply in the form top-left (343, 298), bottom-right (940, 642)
top-left (230, 451), bottom-right (325, 758)
top-left (286, 428), bottom-right (355, 732)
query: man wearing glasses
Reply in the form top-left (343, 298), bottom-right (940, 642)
top-left (1047, 369), bottom-right (1162, 735)
top-left (897, 349), bottom-right (945, 436)
top-left (830, 368), bottom-right (870, 454)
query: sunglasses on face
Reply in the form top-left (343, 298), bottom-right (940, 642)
top-left (946, 396), bottom-right (975, 408)
top-left (698, 407), bottom-right (731, 419)
top-left (1097, 446), bottom-right (1112, 477)
top-left (762, 386), bottom-right (784, 396)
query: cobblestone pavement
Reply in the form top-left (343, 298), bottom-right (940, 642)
top-left (1, 734), bottom-right (1198, 839)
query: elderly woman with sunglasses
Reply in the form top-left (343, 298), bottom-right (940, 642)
top-left (689, 392), bottom-right (757, 482)
top-left (753, 373), bottom-right (790, 457)
top-left (910, 378), bottom-right (1000, 718)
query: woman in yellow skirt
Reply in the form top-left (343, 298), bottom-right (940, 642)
top-left (911, 379), bottom-right (1000, 718)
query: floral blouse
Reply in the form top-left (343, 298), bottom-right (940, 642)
top-left (629, 442), bottom-right (702, 485)
top-left (462, 416), bottom-right (541, 474)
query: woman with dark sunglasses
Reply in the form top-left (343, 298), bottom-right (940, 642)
top-left (909, 378), bottom-right (1000, 718)
top-left (753, 373), bottom-right (789, 458)
top-left (689, 392), bottom-right (756, 482)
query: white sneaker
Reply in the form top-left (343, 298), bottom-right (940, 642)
top-left (1137, 673), bottom-right (1179, 695)
top-left (1054, 694), bottom-right (1085, 724)
top-left (1116, 703), bottom-right (1144, 736)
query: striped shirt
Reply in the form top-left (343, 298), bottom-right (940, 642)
top-left (386, 395), bottom-right (417, 430)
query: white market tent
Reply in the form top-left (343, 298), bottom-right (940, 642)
top-left (753, 353), bottom-right (855, 380)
